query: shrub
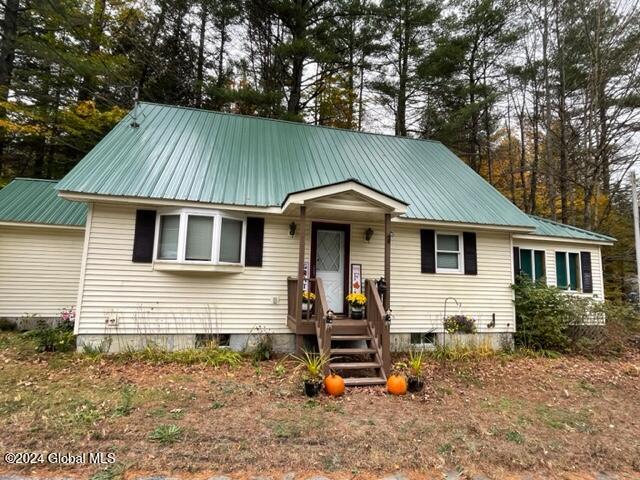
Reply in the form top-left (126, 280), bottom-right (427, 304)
top-left (513, 276), bottom-right (571, 352)
top-left (246, 326), bottom-right (273, 362)
top-left (0, 318), bottom-right (17, 331)
top-left (513, 276), bottom-right (640, 355)
top-left (568, 300), bottom-right (640, 356)
top-left (24, 319), bottom-right (75, 353)
top-left (443, 315), bottom-right (476, 334)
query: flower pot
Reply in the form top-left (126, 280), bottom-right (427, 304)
top-left (407, 376), bottom-right (424, 393)
top-left (350, 305), bottom-right (364, 319)
top-left (303, 379), bottom-right (323, 397)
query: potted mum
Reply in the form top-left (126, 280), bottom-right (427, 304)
top-left (302, 291), bottom-right (316, 317)
top-left (346, 292), bottom-right (367, 319)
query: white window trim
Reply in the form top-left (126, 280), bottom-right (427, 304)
top-left (519, 248), bottom-right (546, 282)
top-left (555, 250), bottom-right (581, 292)
top-left (435, 231), bottom-right (464, 274)
top-left (153, 208), bottom-right (246, 266)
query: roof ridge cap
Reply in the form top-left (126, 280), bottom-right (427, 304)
top-left (13, 177), bottom-right (59, 183)
top-left (529, 214), bottom-right (615, 241)
top-left (137, 102), bottom-right (445, 146)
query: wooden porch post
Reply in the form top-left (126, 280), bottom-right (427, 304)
top-left (295, 205), bottom-right (306, 353)
top-left (384, 213), bottom-right (391, 311)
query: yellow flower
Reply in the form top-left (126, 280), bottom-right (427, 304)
top-left (302, 291), bottom-right (316, 302)
top-left (346, 292), bottom-right (367, 306)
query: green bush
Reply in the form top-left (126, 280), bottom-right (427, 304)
top-left (513, 276), bottom-right (640, 355)
top-left (513, 276), bottom-right (571, 352)
top-left (24, 320), bottom-right (75, 352)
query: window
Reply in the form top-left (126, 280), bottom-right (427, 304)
top-left (436, 233), bottom-right (463, 273)
top-left (519, 249), bottom-right (546, 282)
top-left (219, 217), bottom-right (243, 263)
top-left (555, 251), bottom-right (580, 290)
top-left (158, 215), bottom-right (180, 260)
top-left (154, 209), bottom-right (246, 265)
top-left (185, 216), bottom-right (214, 261)
top-left (410, 332), bottom-right (436, 346)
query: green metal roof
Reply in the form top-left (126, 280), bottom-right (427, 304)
top-left (0, 178), bottom-right (87, 227)
top-left (58, 102), bottom-right (535, 228)
top-left (527, 215), bottom-right (615, 243)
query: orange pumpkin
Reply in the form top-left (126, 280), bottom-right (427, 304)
top-left (324, 373), bottom-right (345, 397)
top-left (386, 374), bottom-right (407, 395)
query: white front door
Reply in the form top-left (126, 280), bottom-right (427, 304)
top-left (315, 229), bottom-right (345, 313)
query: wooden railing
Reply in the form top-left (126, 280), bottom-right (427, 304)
top-left (287, 276), bottom-right (332, 368)
top-left (287, 277), bottom-right (298, 326)
top-left (313, 277), bottom-right (332, 374)
top-left (365, 278), bottom-right (391, 376)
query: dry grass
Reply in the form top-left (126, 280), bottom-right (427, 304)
top-left (0, 332), bottom-right (639, 479)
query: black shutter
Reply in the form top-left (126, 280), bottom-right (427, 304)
top-left (245, 217), bottom-right (265, 267)
top-left (132, 210), bottom-right (157, 263)
top-left (513, 246), bottom-right (520, 281)
top-left (580, 251), bottom-right (593, 293)
top-left (420, 229), bottom-right (435, 273)
top-left (463, 232), bottom-right (477, 275)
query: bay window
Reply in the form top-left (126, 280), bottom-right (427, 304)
top-left (158, 215), bottom-right (180, 260)
top-left (155, 210), bottom-right (246, 265)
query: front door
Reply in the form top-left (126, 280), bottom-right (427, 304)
top-left (312, 223), bottom-right (350, 314)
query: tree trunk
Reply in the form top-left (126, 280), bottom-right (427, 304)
top-left (543, 0), bottom-right (556, 220)
top-left (0, 0), bottom-right (20, 174)
top-left (138, 0), bottom-right (168, 95)
top-left (554, 0), bottom-right (568, 223)
top-left (395, 2), bottom-right (409, 137)
top-left (78, 0), bottom-right (106, 102)
top-left (194, 4), bottom-right (207, 108)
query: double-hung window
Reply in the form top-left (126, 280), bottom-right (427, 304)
top-left (435, 232), bottom-right (463, 273)
top-left (519, 249), bottom-right (546, 283)
top-left (155, 210), bottom-right (246, 265)
top-left (555, 251), bottom-right (580, 291)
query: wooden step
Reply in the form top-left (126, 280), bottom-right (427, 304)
top-left (330, 361), bottom-right (380, 370)
top-left (344, 376), bottom-right (387, 386)
top-left (331, 347), bottom-right (376, 355)
top-left (331, 334), bottom-right (371, 341)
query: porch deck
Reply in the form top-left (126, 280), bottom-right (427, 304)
top-left (287, 276), bottom-right (391, 386)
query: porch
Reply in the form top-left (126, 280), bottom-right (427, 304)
top-left (282, 180), bottom-right (408, 386)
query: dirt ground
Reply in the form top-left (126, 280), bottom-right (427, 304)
top-left (0, 333), bottom-right (639, 480)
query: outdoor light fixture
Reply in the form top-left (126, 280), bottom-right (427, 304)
top-left (365, 228), bottom-right (374, 242)
top-left (289, 222), bottom-right (297, 237)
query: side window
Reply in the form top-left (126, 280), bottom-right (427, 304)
top-left (519, 249), bottom-right (545, 282)
top-left (555, 251), bottom-right (580, 290)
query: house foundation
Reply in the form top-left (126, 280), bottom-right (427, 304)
top-left (76, 332), bottom-right (514, 354)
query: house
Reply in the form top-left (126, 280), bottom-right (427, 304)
top-left (0, 178), bottom-right (87, 328)
top-left (1, 102), bottom-right (615, 385)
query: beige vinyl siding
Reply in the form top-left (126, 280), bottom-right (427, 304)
top-left (77, 203), bottom-right (516, 334)
top-left (0, 225), bottom-right (84, 318)
top-left (513, 238), bottom-right (604, 300)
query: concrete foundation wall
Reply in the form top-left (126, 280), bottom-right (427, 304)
top-left (77, 332), bottom-right (514, 354)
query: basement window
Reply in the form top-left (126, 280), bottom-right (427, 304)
top-left (155, 209), bottom-right (246, 265)
top-left (410, 332), bottom-right (436, 346)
